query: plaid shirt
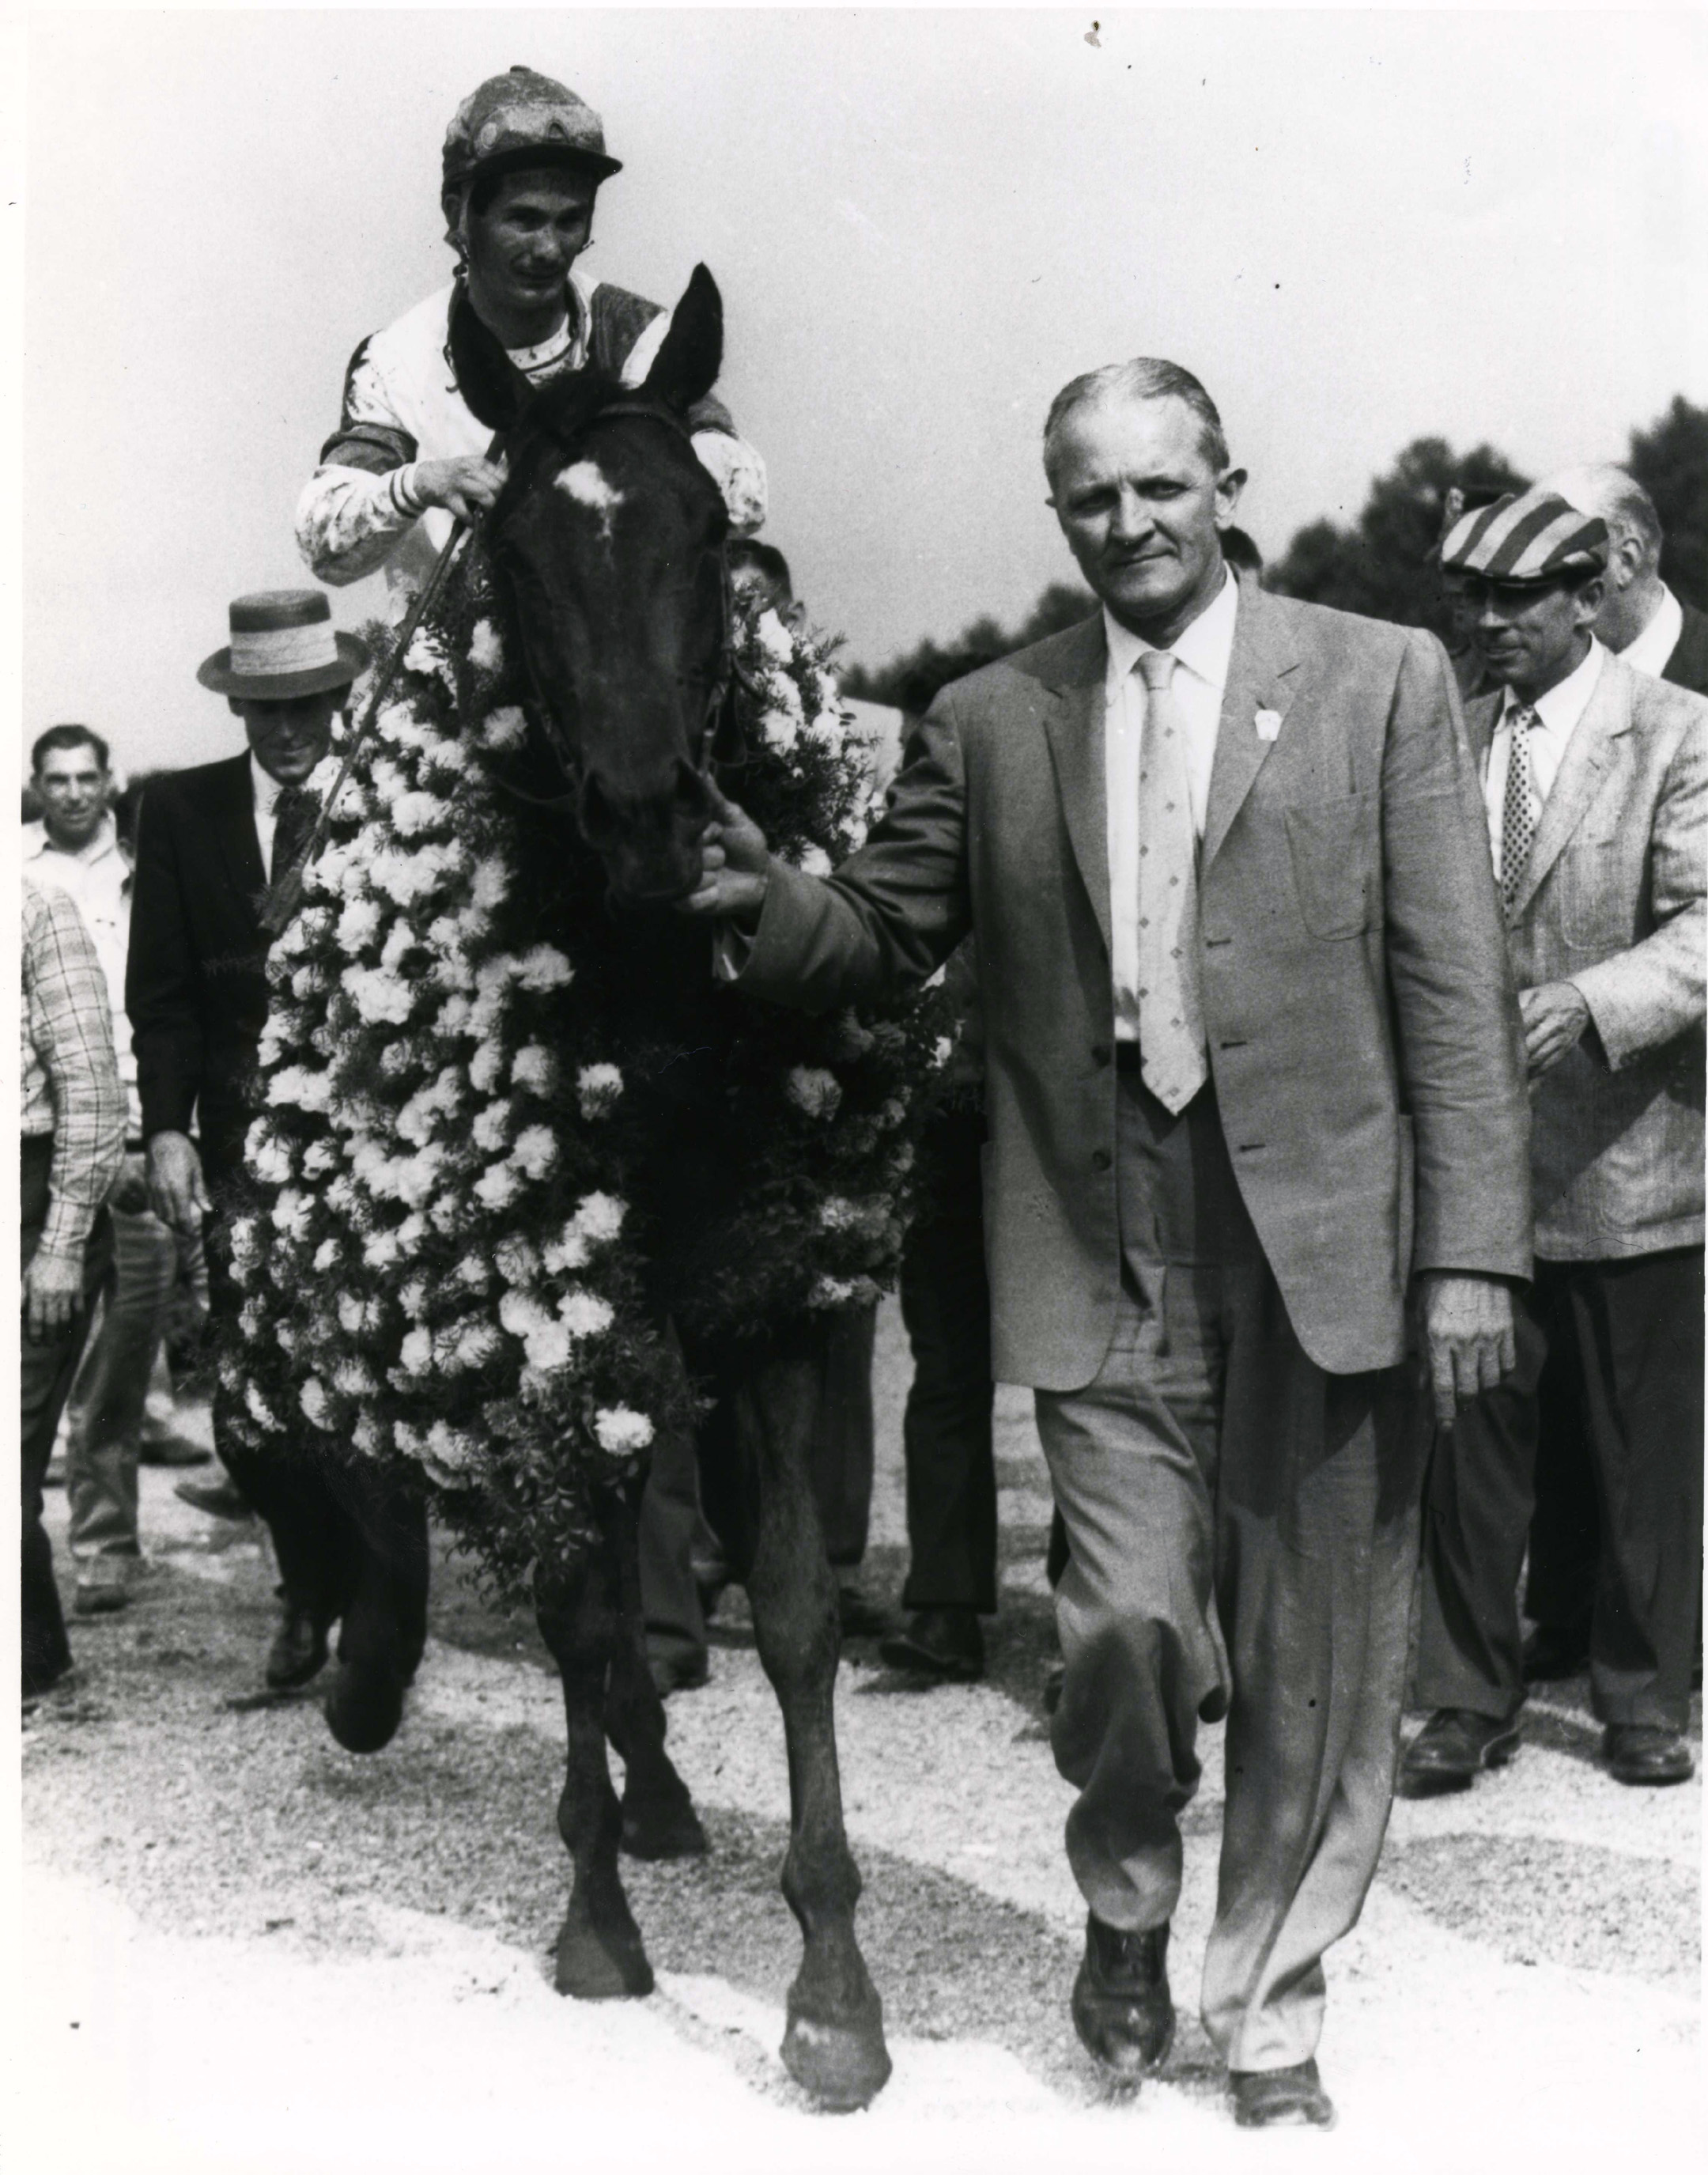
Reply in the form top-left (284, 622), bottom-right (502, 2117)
top-left (21, 874), bottom-right (126, 1264)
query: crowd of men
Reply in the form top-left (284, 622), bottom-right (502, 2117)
top-left (21, 63), bottom-right (1703, 2138)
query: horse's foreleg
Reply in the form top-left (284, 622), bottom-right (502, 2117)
top-left (535, 1519), bottom-right (653, 1999)
top-left (741, 1335), bottom-right (892, 2111)
top-left (604, 1474), bottom-right (709, 1861)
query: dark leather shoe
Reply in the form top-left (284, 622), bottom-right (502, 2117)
top-left (1071, 1916), bottom-right (1173, 2078)
top-left (175, 1476), bottom-right (254, 1521)
top-left (1231, 2059), bottom-right (1336, 2129)
top-left (265, 1606), bottom-right (329, 1690)
top-left (1396, 1708), bottom-right (1520, 1797)
top-left (1604, 1724), bottom-right (1695, 1787)
top-left (324, 1659), bottom-right (409, 1753)
top-left (1521, 1623), bottom-right (1590, 1682)
top-left (879, 1608), bottom-right (984, 1681)
top-left (138, 1434), bottom-right (213, 1469)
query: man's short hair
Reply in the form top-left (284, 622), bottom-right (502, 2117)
top-left (1043, 359), bottom-right (1230, 478)
top-left (1545, 463), bottom-right (1664, 573)
top-left (32, 723), bottom-right (110, 775)
top-left (727, 539), bottom-right (794, 604)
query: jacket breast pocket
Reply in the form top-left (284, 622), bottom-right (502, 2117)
top-left (1557, 834), bottom-right (1624, 953)
top-left (1284, 796), bottom-right (1373, 939)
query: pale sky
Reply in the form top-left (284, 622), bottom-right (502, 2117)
top-left (19, 5), bottom-right (1708, 777)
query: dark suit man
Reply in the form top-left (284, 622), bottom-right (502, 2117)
top-left (1515, 467), bottom-right (1708, 1677)
top-left (1405, 490), bottom-right (1705, 1795)
top-left (686, 360), bottom-right (1530, 2129)
top-left (128, 588), bottom-right (430, 1751)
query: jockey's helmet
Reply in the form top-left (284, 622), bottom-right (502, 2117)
top-left (441, 67), bottom-right (622, 216)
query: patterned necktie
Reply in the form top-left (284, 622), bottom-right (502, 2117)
top-left (270, 785), bottom-right (319, 889)
top-left (1499, 705), bottom-right (1540, 911)
top-left (1136, 650), bottom-right (1208, 1113)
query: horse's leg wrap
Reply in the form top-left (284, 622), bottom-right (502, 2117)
top-left (604, 1473), bottom-right (708, 1861)
top-left (739, 1333), bottom-right (892, 2112)
top-left (536, 1528), bottom-right (653, 2000)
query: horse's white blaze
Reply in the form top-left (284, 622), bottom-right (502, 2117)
top-left (555, 460), bottom-right (625, 541)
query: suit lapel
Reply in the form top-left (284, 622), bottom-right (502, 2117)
top-left (207, 753), bottom-right (267, 921)
top-left (1511, 654), bottom-right (1631, 917)
top-left (1204, 577), bottom-right (1302, 870)
top-left (1039, 619), bottom-right (1113, 955)
top-left (1462, 692), bottom-right (1499, 778)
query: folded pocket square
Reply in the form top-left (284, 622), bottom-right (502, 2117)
top-left (1255, 709), bottom-right (1283, 742)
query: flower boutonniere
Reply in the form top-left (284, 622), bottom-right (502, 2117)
top-left (1255, 709), bottom-right (1283, 743)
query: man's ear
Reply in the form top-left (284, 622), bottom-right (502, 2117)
top-left (1215, 466), bottom-right (1249, 524)
top-left (1573, 573), bottom-right (1608, 630)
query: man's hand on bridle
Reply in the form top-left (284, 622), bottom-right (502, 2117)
top-left (680, 781), bottom-right (773, 925)
top-left (412, 454), bottom-right (508, 523)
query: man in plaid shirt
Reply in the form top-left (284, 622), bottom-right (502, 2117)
top-left (21, 873), bottom-right (125, 1699)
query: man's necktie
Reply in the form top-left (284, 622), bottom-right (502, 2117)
top-left (1499, 705), bottom-right (1540, 912)
top-left (1136, 649), bottom-right (1208, 1113)
top-left (270, 785), bottom-right (319, 889)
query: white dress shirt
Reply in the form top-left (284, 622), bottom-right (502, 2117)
top-left (1618, 584), bottom-right (1683, 681)
top-left (1104, 568), bottom-right (1239, 1042)
top-left (251, 752), bottom-right (289, 875)
top-left (22, 808), bottom-right (139, 1136)
top-left (1481, 636), bottom-right (1606, 869)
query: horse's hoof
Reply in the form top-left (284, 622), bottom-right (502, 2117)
top-left (554, 1911), bottom-right (655, 2001)
top-left (781, 2004), bottom-right (893, 2112)
top-left (621, 1787), bottom-right (709, 1861)
top-left (323, 1661), bottom-right (407, 1753)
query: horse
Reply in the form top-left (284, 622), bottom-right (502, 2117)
top-left (233, 267), bottom-right (936, 2112)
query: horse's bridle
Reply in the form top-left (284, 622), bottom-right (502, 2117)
top-left (479, 393), bottom-right (753, 819)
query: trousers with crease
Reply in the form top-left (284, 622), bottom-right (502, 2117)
top-left (1034, 1061), bottom-right (1426, 2073)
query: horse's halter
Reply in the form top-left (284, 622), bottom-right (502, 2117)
top-left (483, 393), bottom-right (749, 817)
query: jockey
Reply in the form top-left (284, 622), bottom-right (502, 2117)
top-left (296, 66), bottom-right (768, 607)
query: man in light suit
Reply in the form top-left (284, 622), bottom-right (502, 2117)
top-left (687, 359), bottom-right (1530, 2128)
top-left (1517, 464), bottom-right (1707, 1680)
top-left (1404, 489), bottom-right (1705, 1794)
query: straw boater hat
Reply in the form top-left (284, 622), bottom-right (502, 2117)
top-left (197, 591), bottom-right (369, 699)
top-left (1438, 487), bottom-right (1610, 586)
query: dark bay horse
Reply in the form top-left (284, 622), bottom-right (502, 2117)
top-left (424, 267), bottom-right (894, 2109)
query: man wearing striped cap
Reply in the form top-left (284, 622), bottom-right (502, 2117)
top-left (1403, 486), bottom-right (1706, 1795)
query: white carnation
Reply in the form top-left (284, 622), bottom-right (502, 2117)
top-left (478, 705), bottom-right (527, 751)
top-left (332, 1357), bottom-right (379, 1398)
top-left (402, 627), bottom-right (456, 687)
top-left (245, 1381), bottom-right (280, 1430)
top-left (558, 1289), bottom-right (614, 1338)
top-left (421, 1419), bottom-right (482, 1483)
top-left (312, 1236), bottom-right (340, 1273)
top-left (400, 1277), bottom-right (428, 1318)
top-left (511, 1044), bottom-right (557, 1095)
top-left (513, 944), bottom-right (574, 993)
top-left (797, 844), bottom-right (833, 877)
top-left (577, 1064), bottom-right (623, 1120)
top-left (363, 1226), bottom-right (402, 1269)
top-left (469, 618), bottom-right (504, 673)
top-left (302, 1139), bottom-right (338, 1178)
top-left (469, 1041), bottom-right (505, 1094)
top-left (398, 1326), bottom-right (434, 1375)
top-left (510, 1125), bottom-right (557, 1180)
top-left (574, 1192), bottom-right (626, 1244)
top-left (334, 891), bottom-right (384, 950)
top-left (754, 609), bottom-right (795, 663)
top-left (471, 857), bottom-right (511, 911)
top-left (595, 1406), bottom-right (655, 1456)
top-left (474, 1160), bottom-right (522, 1210)
top-left (392, 790), bottom-right (451, 838)
top-left (270, 1188), bottom-right (312, 1240)
top-left (471, 1099), bottom-right (512, 1153)
top-left (785, 1065), bottom-right (842, 1121)
top-left (455, 1252), bottom-right (492, 1289)
top-left (299, 1378), bottom-right (332, 1428)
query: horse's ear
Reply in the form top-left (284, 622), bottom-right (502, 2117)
top-left (640, 264), bottom-right (723, 414)
top-left (449, 282), bottom-right (526, 431)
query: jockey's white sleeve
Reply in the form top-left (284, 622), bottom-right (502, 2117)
top-left (296, 463), bottom-right (421, 587)
top-left (298, 437), bottom-right (769, 587)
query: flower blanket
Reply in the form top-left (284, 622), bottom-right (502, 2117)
top-left (220, 567), bottom-right (947, 1591)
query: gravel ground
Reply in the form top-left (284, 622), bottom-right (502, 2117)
top-left (14, 1299), bottom-right (1701, 2173)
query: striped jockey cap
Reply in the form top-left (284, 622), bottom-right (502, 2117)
top-left (1439, 486), bottom-right (1609, 585)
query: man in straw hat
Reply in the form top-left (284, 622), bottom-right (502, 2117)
top-left (296, 64), bottom-right (767, 607)
top-left (128, 590), bottom-right (431, 1751)
top-left (1402, 487), bottom-right (1706, 1796)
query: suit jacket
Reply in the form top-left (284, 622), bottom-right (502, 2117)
top-left (1662, 598), bottom-right (1708, 698)
top-left (1465, 653), bottom-right (1706, 1260)
top-left (737, 575), bottom-right (1532, 1387)
top-left (127, 752), bottom-right (272, 1177)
